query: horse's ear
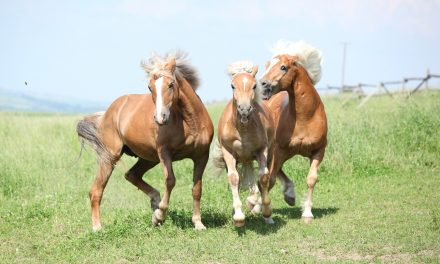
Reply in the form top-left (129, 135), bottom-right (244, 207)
top-left (289, 55), bottom-right (300, 67)
top-left (165, 58), bottom-right (176, 73)
top-left (251, 65), bottom-right (259, 77)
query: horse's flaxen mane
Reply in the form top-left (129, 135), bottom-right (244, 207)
top-left (227, 60), bottom-right (262, 103)
top-left (227, 60), bottom-right (255, 77)
top-left (271, 40), bottom-right (322, 85)
top-left (141, 50), bottom-right (200, 90)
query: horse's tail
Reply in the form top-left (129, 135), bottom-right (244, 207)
top-left (212, 139), bottom-right (226, 170)
top-left (240, 162), bottom-right (256, 190)
top-left (76, 111), bottom-right (114, 165)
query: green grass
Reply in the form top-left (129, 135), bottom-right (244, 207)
top-left (1, 91), bottom-right (440, 263)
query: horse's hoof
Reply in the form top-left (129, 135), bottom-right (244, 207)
top-left (232, 211), bottom-right (245, 227)
top-left (250, 204), bottom-right (262, 215)
top-left (284, 195), bottom-right (296, 206)
top-left (92, 224), bottom-right (102, 232)
top-left (152, 209), bottom-right (165, 226)
top-left (194, 221), bottom-right (206, 231)
top-left (263, 216), bottom-right (275, 225)
top-left (233, 219), bottom-right (245, 227)
top-left (246, 198), bottom-right (256, 211)
top-left (301, 216), bottom-right (313, 224)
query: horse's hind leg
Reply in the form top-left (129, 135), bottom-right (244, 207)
top-left (125, 159), bottom-right (161, 210)
top-left (191, 154), bottom-right (209, 230)
top-left (277, 169), bottom-right (296, 206)
top-left (221, 146), bottom-right (245, 227)
top-left (302, 149), bottom-right (324, 223)
top-left (246, 184), bottom-right (262, 215)
top-left (89, 160), bottom-right (115, 232)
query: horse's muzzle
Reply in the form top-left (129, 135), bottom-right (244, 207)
top-left (238, 104), bottom-right (253, 124)
top-left (154, 112), bottom-right (170, 126)
top-left (259, 80), bottom-right (273, 100)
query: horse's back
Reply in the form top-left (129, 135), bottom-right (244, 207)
top-left (99, 94), bottom-right (159, 161)
top-left (103, 93), bottom-right (155, 136)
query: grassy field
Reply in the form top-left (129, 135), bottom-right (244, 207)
top-left (1, 91), bottom-right (439, 263)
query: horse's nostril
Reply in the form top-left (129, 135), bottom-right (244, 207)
top-left (261, 81), bottom-right (268, 86)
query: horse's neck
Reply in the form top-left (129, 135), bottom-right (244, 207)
top-left (288, 67), bottom-right (320, 120)
top-left (177, 80), bottom-right (205, 129)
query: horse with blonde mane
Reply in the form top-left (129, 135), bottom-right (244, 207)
top-left (259, 40), bottom-right (328, 222)
top-left (213, 61), bottom-right (275, 226)
top-left (77, 51), bottom-right (214, 231)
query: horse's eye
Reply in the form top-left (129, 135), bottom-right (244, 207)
top-left (231, 84), bottom-right (235, 90)
top-left (280, 65), bottom-right (287, 71)
top-left (252, 84), bottom-right (257, 90)
top-left (169, 83), bottom-right (174, 89)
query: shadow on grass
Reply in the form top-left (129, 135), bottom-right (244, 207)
top-left (168, 208), bottom-right (287, 235)
top-left (71, 206), bottom-right (339, 246)
top-left (232, 214), bottom-right (288, 236)
top-left (273, 206), bottom-right (339, 219)
top-left (168, 208), bottom-right (229, 229)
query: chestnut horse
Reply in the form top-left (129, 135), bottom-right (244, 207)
top-left (259, 40), bottom-right (327, 222)
top-left (213, 61), bottom-right (275, 226)
top-left (77, 51), bottom-right (214, 231)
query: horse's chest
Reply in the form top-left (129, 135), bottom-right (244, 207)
top-left (231, 139), bottom-right (260, 161)
top-left (168, 131), bottom-right (211, 160)
top-left (287, 133), bottom-right (322, 156)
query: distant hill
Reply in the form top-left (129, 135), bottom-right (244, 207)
top-left (0, 89), bottom-right (106, 113)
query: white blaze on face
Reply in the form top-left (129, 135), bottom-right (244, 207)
top-left (155, 77), bottom-right (164, 121)
top-left (242, 77), bottom-right (248, 91)
top-left (265, 58), bottom-right (280, 75)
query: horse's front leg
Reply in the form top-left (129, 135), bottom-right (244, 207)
top-left (152, 149), bottom-right (175, 226)
top-left (302, 148), bottom-right (325, 223)
top-left (257, 146), bottom-right (274, 224)
top-left (221, 147), bottom-right (245, 227)
top-left (191, 154), bottom-right (209, 230)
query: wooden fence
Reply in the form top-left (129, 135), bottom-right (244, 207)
top-left (316, 70), bottom-right (440, 107)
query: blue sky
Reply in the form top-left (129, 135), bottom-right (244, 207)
top-left (1, 0), bottom-right (439, 104)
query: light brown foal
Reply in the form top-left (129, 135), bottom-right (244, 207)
top-left (213, 61), bottom-right (275, 226)
top-left (77, 51), bottom-right (213, 231)
top-left (259, 40), bottom-right (328, 222)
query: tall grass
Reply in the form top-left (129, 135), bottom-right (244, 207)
top-left (0, 91), bottom-right (439, 263)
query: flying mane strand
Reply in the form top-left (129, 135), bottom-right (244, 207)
top-left (141, 50), bottom-right (200, 90)
top-left (271, 40), bottom-right (323, 85)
